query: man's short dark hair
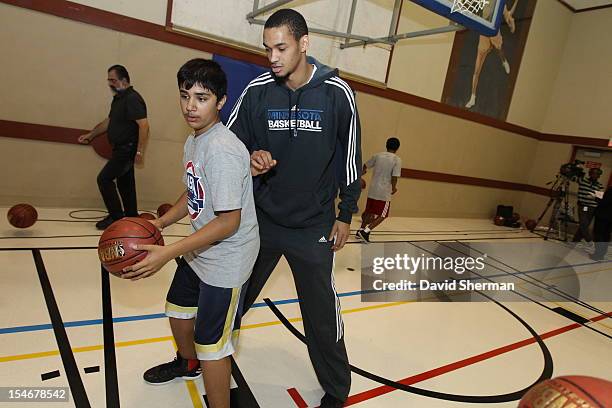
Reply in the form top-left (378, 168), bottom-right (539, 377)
top-left (177, 59), bottom-right (227, 100)
top-left (386, 137), bottom-right (400, 151)
top-left (108, 65), bottom-right (130, 83)
top-left (264, 9), bottom-right (308, 40)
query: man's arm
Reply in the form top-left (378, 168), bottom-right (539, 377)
top-left (391, 176), bottom-right (398, 195)
top-left (78, 118), bottom-right (109, 144)
top-left (329, 79), bottom-right (362, 251)
top-left (228, 76), bottom-right (277, 176)
top-left (135, 118), bottom-right (149, 165)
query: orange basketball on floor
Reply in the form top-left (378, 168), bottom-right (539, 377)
top-left (493, 215), bottom-right (504, 226)
top-left (98, 217), bottom-right (164, 277)
top-left (519, 376), bottom-right (612, 408)
top-left (526, 219), bottom-right (537, 231)
top-left (360, 178), bottom-right (366, 190)
top-left (157, 203), bottom-right (172, 217)
top-left (7, 203), bottom-right (38, 228)
top-left (139, 212), bottom-right (156, 221)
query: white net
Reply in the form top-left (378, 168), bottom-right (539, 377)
top-left (451, 0), bottom-right (489, 14)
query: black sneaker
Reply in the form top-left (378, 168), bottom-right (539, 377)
top-left (95, 215), bottom-right (118, 230)
top-left (143, 352), bottom-right (202, 385)
top-left (320, 393), bottom-right (345, 408)
top-left (356, 229), bottom-right (370, 243)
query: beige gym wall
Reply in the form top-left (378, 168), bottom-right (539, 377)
top-left (0, 4), bottom-right (210, 208)
top-left (541, 7), bottom-right (612, 139)
top-left (0, 1), bottom-right (602, 220)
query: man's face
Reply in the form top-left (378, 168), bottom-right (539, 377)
top-left (263, 25), bottom-right (308, 79)
top-left (179, 83), bottom-right (226, 134)
top-left (589, 169), bottom-right (601, 181)
top-left (107, 70), bottom-right (128, 94)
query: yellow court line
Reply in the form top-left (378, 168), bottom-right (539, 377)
top-left (2, 265), bottom-right (608, 364)
top-left (0, 301), bottom-right (411, 363)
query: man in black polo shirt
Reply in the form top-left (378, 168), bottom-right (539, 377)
top-left (79, 65), bottom-right (149, 230)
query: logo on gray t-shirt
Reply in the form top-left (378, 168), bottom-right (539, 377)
top-left (182, 123), bottom-right (259, 288)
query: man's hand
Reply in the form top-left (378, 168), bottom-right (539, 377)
top-left (78, 133), bottom-right (92, 144)
top-left (135, 151), bottom-right (144, 166)
top-left (328, 220), bottom-right (350, 252)
top-left (121, 244), bottom-right (173, 281)
top-left (392, 187), bottom-right (398, 195)
top-left (250, 150), bottom-right (277, 176)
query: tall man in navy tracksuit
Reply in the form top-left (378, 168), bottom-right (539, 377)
top-left (228, 9), bottom-right (361, 408)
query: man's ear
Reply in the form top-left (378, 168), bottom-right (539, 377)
top-left (300, 34), bottom-right (309, 54)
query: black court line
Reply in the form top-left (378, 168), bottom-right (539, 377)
top-left (264, 297), bottom-right (553, 403)
top-left (411, 242), bottom-right (612, 341)
top-left (229, 356), bottom-right (260, 408)
top-left (41, 370), bottom-right (61, 381)
top-left (32, 249), bottom-right (91, 407)
top-left (101, 265), bottom-right (120, 408)
top-left (451, 241), bottom-right (610, 318)
top-left (84, 366), bottom-right (100, 374)
top-left (347, 235), bottom-right (542, 245)
top-left (552, 307), bottom-right (589, 324)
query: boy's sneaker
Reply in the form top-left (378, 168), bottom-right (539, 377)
top-left (356, 229), bottom-right (370, 243)
top-left (143, 352), bottom-right (201, 385)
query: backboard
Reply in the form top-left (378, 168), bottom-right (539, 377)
top-left (411, 0), bottom-right (506, 36)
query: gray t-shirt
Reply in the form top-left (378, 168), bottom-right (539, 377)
top-left (182, 122), bottom-right (259, 288)
top-left (365, 152), bottom-right (402, 202)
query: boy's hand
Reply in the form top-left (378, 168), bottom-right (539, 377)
top-left (122, 244), bottom-right (172, 281)
top-left (392, 187), bottom-right (398, 195)
top-left (250, 150), bottom-right (277, 176)
top-left (329, 220), bottom-right (350, 252)
top-left (150, 218), bottom-right (164, 231)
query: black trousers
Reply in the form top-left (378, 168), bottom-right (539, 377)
top-left (593, 216), bottom-right (611, 259)
top-left (572, 204), bottom-right (596, 242)
top-left (97, 150), bottom-right (137, 219)
top-left (242, 213), bottom-right (351, 401)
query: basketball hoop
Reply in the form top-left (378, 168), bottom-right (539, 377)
top-left (451, 0), bottom-right (489, 15)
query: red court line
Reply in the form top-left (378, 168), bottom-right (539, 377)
top-left (344, 312), bottom-right (611, 406)
top-left (287, 388), bottom-right (308, 408)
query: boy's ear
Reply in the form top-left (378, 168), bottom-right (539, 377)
top-left (217, 95), bottom-right (227, 111)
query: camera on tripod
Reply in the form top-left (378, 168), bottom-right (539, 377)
top-left (559, 159), bottom-right (586, 182)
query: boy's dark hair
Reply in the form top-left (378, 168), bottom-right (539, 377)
top-left (108, 65), bottom-right (130, 83)
top-left (264, 9), bottom-right (308, 41)
top-left (177, 59), bottom-right (227, 100)
top-left (386, 137), bottom-right (400, 151)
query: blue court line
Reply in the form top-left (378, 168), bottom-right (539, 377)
top-left (1, 260), bottom-right (607, 336)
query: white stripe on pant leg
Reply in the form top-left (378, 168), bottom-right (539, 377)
top-left (331, 251), bottom-right (343, 342)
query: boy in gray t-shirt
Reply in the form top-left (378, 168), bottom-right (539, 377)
top-left (122, 59), bottom-right (259, 408)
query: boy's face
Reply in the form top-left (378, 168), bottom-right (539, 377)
top-left (263, 25), bottom-right (308, 79)
top-left (179, 83), bottom-right (226, 134)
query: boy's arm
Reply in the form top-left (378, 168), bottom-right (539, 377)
top-left (122, 210), bottom-right (240, 280)
top-left (391, 157), bottom-right (402, 195)
top-left (155, 191), bottom-right (189, 229)
top-left (123, 151), bottom-right (247, 280)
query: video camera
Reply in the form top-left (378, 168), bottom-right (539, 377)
top-left (559, 159), bottom-right (586, 182)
